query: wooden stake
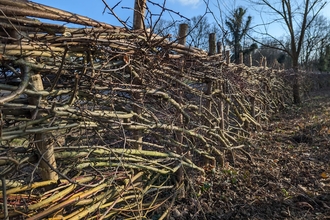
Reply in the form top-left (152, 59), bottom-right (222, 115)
top-left (178, 23), bottom-right (188, 45)
top-left (132, 0), bottom-right (146, 150)
top-left (30, 74), bottom-right (58, 181)
top-left (239, 52), bottom-right (243, 65)
top-left (133, 0), bottom-right (146, 30)
top-left (133, 91), bottom-right (143, 150)
top-left (216, 42), bottom-right (222, 56)
top-left (226, 50), bottom-right (230, 64)
top-left (250, 96), bottom-right (255, 118)
top-left (208, 33), bottom-right (216, 55)
top-left (260, 56), bottom-right (264, 67)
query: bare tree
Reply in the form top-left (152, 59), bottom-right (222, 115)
top-left (251, 0), bottom-right (328, 104)
top-left (186, 15), bottom-right (221, 50)
top-left (151, 18), bottom-right (177, 39)
top-left (318, 44), bottom-right (330, 72)
top-left (300, 15), bottom-right (330, 70)
top-left (253, 39), bottom-right (291, 68)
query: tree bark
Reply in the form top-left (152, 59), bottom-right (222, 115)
top-left (292, 58), bottom-right (301, 104)
top-left (292, 73), bottom-right (301, 104)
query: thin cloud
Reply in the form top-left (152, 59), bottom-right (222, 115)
top-left (176, 0), bottom-right (201, 7)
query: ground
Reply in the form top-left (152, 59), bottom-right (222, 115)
top-left (175, 88), bottom-right (330, 219)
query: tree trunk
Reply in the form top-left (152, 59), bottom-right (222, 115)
top-left (292, 73), bottom-right (301, 104)
top-left (292, 59), bottom-right (301, 104)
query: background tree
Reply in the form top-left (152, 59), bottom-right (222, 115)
top-left (151, 16), bottom-right (221, 51)
top-left (186, 15), bottom-right (221, 50)
top-left (300, 15), bottom-right (330, 70)
top-left (225, 7), bottom-right (252, 63)
top-left (318, 44), bottom-right (330, 71)
top-left (152, 18), bottom-right (177, 40)
top-left (252, 40), bottom-right (292, 68)
top-left (251, 0), bottom-right (327, 104)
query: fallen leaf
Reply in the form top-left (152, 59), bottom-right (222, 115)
top-left (321, 172), bottom-right (328, 179)
top-left (123, 55), bottom-right (130, 64)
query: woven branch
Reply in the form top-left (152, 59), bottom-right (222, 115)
top-left (0, 1), bottom-right (296, 219)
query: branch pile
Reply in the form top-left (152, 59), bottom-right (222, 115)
top-left (0, 1), bottom-right (292, 219)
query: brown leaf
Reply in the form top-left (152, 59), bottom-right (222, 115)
top-left (123, 55), bottom-right (130, 64)
top-left (321, 172), bottom-right (328, 179)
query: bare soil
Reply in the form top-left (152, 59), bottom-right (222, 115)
top-left (175, 88), bottom-right (330, 220)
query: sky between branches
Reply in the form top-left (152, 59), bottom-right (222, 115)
top-left (34, 0), bottom-right (330, 38)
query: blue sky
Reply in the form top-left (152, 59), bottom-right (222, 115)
top-left (32, 0), bottom-right (255, 25)
top-left (33, 0), bottom-right (329, 38)
top-left (34, 0), bottom-right (218, 26)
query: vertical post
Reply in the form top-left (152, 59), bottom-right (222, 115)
top-left (216, 42), bottom-right (222, 55)
top-left (30, 73), bottom-right (58, 181)
top-left (208, 33), bottom-right (216, 56)
top-left (225, 50), bottom-right (230, 64)
top-left (133, 0), bottom-right (147, 30)
top-left (132, 88), bottom-right (143, 150)
top-left (178, 23), bottom-right (188, 45)
top-left (259, 56), bottom-right (263, 67)
top-left (0, 110), bottom-right (2, 139)
top-left (217, 42), bottom-right (223, 61)
top-left (1, 177), bottom-right (8, 220)
top-left (239, 52), bottom-right (243, 65)
top-left (205, 34), bottom-right (214, 121)
top-left (217, 80), bottom-right (225, 130)
top-left (224, 80), bottom-right (230, 128)
top-left (132, 0), bottom-right (146, 150)
top-left (174, 25), bottom-right (188, 193)
top-left (249, 54), bottom-right (252, 67)
top-left (220, 101), bottom-right (225, 130)
top-left (205, 78), bottom-right (212, 113)
top-left (264, 57), bottom-right (267, 69)
top-left (250, 96), bottom-right (255, 118)
top-left (176, 23), bottom-right (187, 150)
